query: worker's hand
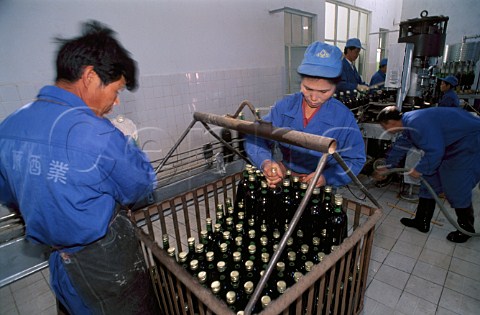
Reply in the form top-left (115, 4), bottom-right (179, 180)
top-left (407, 168), bottom-right (422, 179)
top-left (301, 173), bottom-right (326, 187)
top-left (261, 160), bottom-right (284, 188)
top-left (357, 84), bottom-right (370, 93)
top-left (372, 166), bottom-right (388, 181)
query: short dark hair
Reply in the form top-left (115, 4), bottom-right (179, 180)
top-left (54, 20), bottom-right (138, 91)
top-left (376, 106), bottom-right (402, 123)
top-left (344, 46), bottom-right (358, 54)
top-left (299, 74), bottom-right (341, 85)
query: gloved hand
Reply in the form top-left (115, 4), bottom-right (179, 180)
top-left (357, 84), bottom-right (369, 93)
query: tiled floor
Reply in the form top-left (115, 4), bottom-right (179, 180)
top-left (1, 180), bottom-right (479, 315)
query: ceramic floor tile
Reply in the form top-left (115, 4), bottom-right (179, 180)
top-left (376, 221), bottom-right (404, 240)
top-left (444, 271), bottom-right (480, 300)
top-left (391, 239), bottom-right (423, 259)
top-left (374, 264), bottom-right (410, 290)
top-left (418, 247), bottom-right (452, 270)
top-left (373, 233), bottom-right (397, 251)
top-left (449, 257), bottom-right (480, 282)
top-left (435, 306), bottom-right (461, 315)
top-left (9, 272), bottom-right (44, 293)
top-left (368, 259), bottom-right (382, 278)
top-left (365, 279), bottom-right (402, 309)
top-left (404, 275), bottom-right (443, 304)
top-left (394, 291), bottom-right (437, 315)
top-left (452, 245), bottom-right (480, 266)
top-left (16, 289), bottom-right (55, 315)
top-left (411, 261), bottom-right (448, 286)
top-left (371, 245), bottom-right (390, 263)
top-left (11, 278), bottom-right (51, 305)
top-left (384, 251), bottom-right (417, 274)
top-left (398, 229), bottom-right (429, 247)
top-left (424, 236), bottom-right (455, 256)
top-left (438, 287), bottom-right (480, 315)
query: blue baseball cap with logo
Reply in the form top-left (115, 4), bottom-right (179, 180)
top-left (297, 41), bottom-right (343, 78)
top-left (346, 38), bottom-right (364, 49)
top-left (439, 75), bottom-right (458, 87)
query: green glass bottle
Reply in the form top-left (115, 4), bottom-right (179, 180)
top-left (197, 271), bottom-right (208, 289)
top-left (178, 251), bottom-right (189, 271)
top-left (194, 243), bottom-right (206, 272)
top-left (162, 233), bottom-right (170, 249)
top-left (189, 259), bottom-right (199, 278)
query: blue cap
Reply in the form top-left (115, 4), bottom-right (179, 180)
top-left (439, 75), bottom-right (458, 87)
top-left (297, 41), bottom-right (343, 78)
top-left (380, 58), bottom-right (388, 67)
top-left (346, 38), bottom-right (364, 49)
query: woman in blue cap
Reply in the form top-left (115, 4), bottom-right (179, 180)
top-left (369, 58), bottom-right (388, 90)
top-left (438, 75), bottom-right (460, 107)
top-left (245, 41), bottom-right (366, 188)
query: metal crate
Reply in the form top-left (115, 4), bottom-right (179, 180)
top-left (132, 172), bottom-right (382, 315)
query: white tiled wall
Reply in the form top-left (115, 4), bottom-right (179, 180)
top-left (0, 66), bottom-right (285, 162)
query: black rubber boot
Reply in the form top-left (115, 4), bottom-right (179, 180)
top-left (447, 205), bottom-right (475, 243)
top-left (400, 198), bottom-right (436, 233)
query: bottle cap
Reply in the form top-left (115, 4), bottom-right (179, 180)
top-left (195, 244), bottom-right (204, 253)
top-left (261, 295), bottom-right (271, 307)
top-left (244, 281), bottom-right (254, 293)
top-left (220, 243), bottom-right (228, 253)
top-left (305, 261), bottom-right (314, 272)
top-left (206, 251), bottom-right (214, 261)
top-left (211, 281), bottom-right (221, 293)
top-left (277, 280), bottom-right (287, 293)
top-left (198, 271), bottom-right (207, 283)
top-left (167, 247), bottom-right (176, 257)
top-left (187, 237), bottom-right (195, 244)
top-left (178, 252), bottom-right (188, 262)
top-left (217, 261), bottom-right (227, 272)
top-left (230, 270), bottom-right (240, 282)
top-left (276, 261), bottom-right (285, 271)
top-left (245, 260), bottom-right (254, 271)
top-left (233, 251), bottom-right (242, 262)
top-left (226, 291), bottom-right (236, 304)
top-left (190, 260), bottom-right (198, 270)
top-left (261, 252), bottom-right (270, 263)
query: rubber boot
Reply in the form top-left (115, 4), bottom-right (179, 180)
top-left (400, 197), bottom-right (436, 233)
top-left (447, 205), bottom-right (475, 243)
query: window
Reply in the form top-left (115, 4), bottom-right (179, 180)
top-left (325, 1), bottom-right (369, 78)
top-left (284, 9), bottom-right (314, 94)
top-left (376, 28), bottom-right (388, 67)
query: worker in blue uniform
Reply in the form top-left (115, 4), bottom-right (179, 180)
top-left (245, 41), bottom-right (366, 188)
top-left (369, 58), bottom-right (388, 90)
top-left (0, 21), bottom-right (158, 314)
top-left (374, 106), bottom-right (480, 243)
top-left (438, 75), bottom-right (460, 107)
top-left (336, 38), bottom-right (370, 94)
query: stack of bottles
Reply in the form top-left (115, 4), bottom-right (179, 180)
top-left (162, 164), bottom-right (350, 314)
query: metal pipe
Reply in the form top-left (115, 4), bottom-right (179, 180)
top-left (244, 153), bottom-right (329, 315)
top-left (193, 111), bottom-right (337, 154)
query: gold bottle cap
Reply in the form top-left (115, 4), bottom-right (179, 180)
top-left (297, 229), bottom-right (304, 238)
top-left (235, 236), bottom-right (243, 246)
top-left (233, 251), bottom-right (242, 262)
top-left (300, 182), bottom-right (308, 189)
top-left (195, 244), bottom-right (204, 253)
top-left (277, 280), bottom-right (287, 293)
top-left (220, 243), bottom-right (228, 253)
top-left (248, 174), bottom-right (256, 182)
top-left (214, 224), bottom-right (221, 231)
top-left (312, 187), bottom-right (321, 194)
top-left (293, 176), bottom-right (299, 183)
top-left (226, 217), bottom-right (233, 225)
top-left (223, 231), bottom-right (231, 239)
top-left (260, 224), bottom-right (267, 233)
top-left (206, 217), bottom-right (213, 224)
top-left (244, 281), bottom-right (254, 294)
top-left (248, 229), bottom-right (255, 238)
top-left (260, 236), bottom-right (268, 246)
top-left (200, 230), bottom-right (208, 237)
top-left (245, 260), bottom-right (254, 271)
top-left (189, 259), bottom-right (198, 270)
top-left (197, 271), bottom-right (207, 282)
top-left (294, 272), bottom-right (303, 282)
top-left (287, 237), bottom-right (294, 246)
top-left (317, 252), bottom-right (326, 262)
top-left (312, 237), bottom-right (320, 246)
top-left (261, 180), bottom-right (268, 188)
top-left (236, 223), bottom-right (243, 232)
top-left (211, 280), bottom-right (220, 293)
top-left (325, 185), bottom-right (332, 192)
top-left (282, 179), bottom-right (290, 187)
top-left (305, 261), bottom-right (314, 272)
top-left (206, 251), bottom-right (214, 261)
top-left (288, 251), bottom-right (296, 261)
top-left (276, 261), bottom-right (285, 271)
top-left (187, 237), bottom-right (195, 244)
top-left (238, 211), bottom-right (245, 219)
top-left (167, 247), bottom-right (176, 257)
top-left (261, 295), bottom-right (271, 307)
top-left (178, 252), bottom-right (188, 262)
top-left (226, 291), bottom-right (236, 304)
top-left (248, 244), bottom-right (256, 254)
top-left (230, 270), bottom-right (240, 282)
top-left (217, 261), bottom-right (226, 272)
top-left (301, 244), bottom-right (309, 254)
top-left (261, 252), bottom-right (270, 263)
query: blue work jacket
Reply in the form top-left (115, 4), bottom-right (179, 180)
top-left (386, 107), bottom-right (480, 207)
top-left (0, 86), bottom-right (156, 314)
top-left (438, 89), bottom-right (460, 107)
top-left (337, 58), bottom-right (366, 93)
top-left (245, 93), bottom-right (366, 187)
top-left (369, 70), bottom-right (386, 89)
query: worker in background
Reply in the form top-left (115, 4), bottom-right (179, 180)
top-left (373, 106), bottom-right (480, 243)
top-left (336, 38), bottom-right (370, 94)
top-left (369, 58), bottom-right (388, 91)
top-left (245, 41), bottom-right (366, 188)
top-left (438, 75), bottom-right (460, 107)
top-left (0, 21), bottom-right (159, 314)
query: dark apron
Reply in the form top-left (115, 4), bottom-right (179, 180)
top-left (60, 210), bottom-right (159, 315)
